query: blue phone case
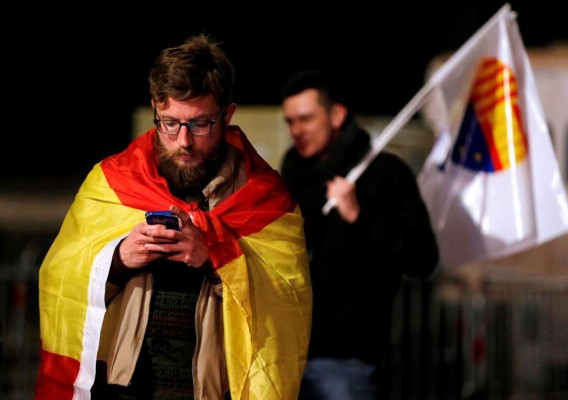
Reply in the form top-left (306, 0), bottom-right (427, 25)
top-left (145, 211), bottom-right (180, 230)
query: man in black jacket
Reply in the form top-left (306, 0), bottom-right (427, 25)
top-left (280, 70), bottom-right (439, 399)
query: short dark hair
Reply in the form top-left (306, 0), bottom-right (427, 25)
top-left (149, 34), bottom-right (235, 108)
top-left (280, 70), bottom-right (346, 109)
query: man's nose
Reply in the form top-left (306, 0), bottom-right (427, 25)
top-left (176, 125), bottom-right (195, 147)
top-left (289, 121), bottom-right (303, 137)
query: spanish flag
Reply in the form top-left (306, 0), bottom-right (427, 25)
top-left (35, 126), bottom-right (312, 399)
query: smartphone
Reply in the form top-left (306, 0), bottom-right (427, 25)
top-left (145, 211), bottom-right (180, 230)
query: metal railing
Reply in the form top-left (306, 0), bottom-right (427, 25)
top-left (2, 234), bottom-right (567, 399)
top-left (387, 269), bottom-right (568, 399)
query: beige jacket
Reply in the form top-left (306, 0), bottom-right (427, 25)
top-left (97, 145), bottom-right (247, 399)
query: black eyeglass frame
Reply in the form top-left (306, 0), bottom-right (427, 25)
top-left (153, 106), bottom-right (226, 136)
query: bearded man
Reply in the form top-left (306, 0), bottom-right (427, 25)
top-left (35, 34), bottom-right (312, 400)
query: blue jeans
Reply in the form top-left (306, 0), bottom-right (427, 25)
top-left (299, 358), bottom-right (379, 400)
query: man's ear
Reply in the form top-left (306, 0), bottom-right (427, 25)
top-left (224, 103), bottom-right (237, 124)
top-left (330, 103), bottom-right (348, 129)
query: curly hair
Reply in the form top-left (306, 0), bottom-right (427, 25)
top-left (149, 33), bottom-right (235, 108)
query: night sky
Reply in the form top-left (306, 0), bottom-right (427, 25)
top-left (3, 1), bottom-right (566, 182)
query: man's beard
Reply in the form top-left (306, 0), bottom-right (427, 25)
top-left (154, 135), bottom-right (227, 199)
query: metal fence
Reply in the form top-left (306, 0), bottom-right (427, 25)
top-left (388, 270), bottom-right (568, 399)
top-left (1, 233), bottom-right (567, 399)
top-left (0, 232), bottom-right (52, 399)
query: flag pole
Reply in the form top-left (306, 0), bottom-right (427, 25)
top-left (322, 3), bottom-right (513, 215)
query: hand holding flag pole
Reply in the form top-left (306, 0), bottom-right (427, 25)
top-left (322, 84), bottom-right (433, 214)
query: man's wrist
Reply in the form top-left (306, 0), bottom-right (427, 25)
top-left (108, 241), bottom-right (139, 285)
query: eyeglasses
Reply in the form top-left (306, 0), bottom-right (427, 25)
top-left (153, 107), bottom-right (226, 136)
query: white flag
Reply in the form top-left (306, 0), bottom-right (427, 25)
top-left (418, 4), bottom-right (568, 269)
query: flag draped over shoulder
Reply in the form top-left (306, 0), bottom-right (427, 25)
top-left (418, 4), bottom-right (568, 269)
top-left (35, 126), bottom-right (312, 400)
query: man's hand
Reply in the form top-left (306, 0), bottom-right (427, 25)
top-left (326, 177), bottom-right (360, 223)
top-left (119, 204), bottom-right (210, 269)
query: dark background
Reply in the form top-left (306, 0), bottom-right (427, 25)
top-left (3, 1), bottom-right (566, 182)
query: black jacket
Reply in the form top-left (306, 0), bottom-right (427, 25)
top-left (281, 116), bottom-right (439, 365)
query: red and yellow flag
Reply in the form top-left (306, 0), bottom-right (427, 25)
top-left (35, 127), bottom-right (312, 399)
